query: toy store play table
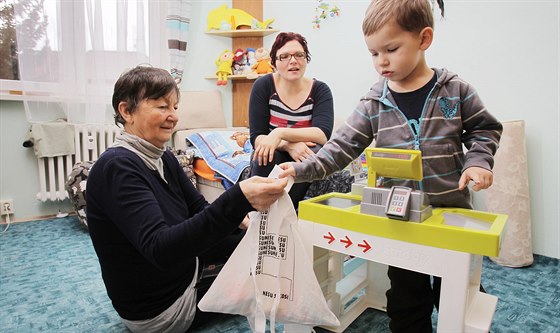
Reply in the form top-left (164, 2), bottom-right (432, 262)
top-left (294, 191), bottom-right (507, 333)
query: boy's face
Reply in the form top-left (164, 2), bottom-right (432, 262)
top-left (364, 20), bottom-right (432, 89)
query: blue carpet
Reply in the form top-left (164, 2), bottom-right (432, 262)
top-left (0, 216), bottom-right (558, 332)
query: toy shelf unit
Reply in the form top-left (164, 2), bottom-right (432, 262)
top-left (204, 28), bottom-right (279, 81)
top-left (205, 4), bottom-right (279, 127)
top-left (205, 28), bottom-right (279, 38)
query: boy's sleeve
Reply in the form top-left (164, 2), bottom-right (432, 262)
top-left (460, 85), bottom-right (503, 171)
top-left (294, 96), bottom-right (377, 182)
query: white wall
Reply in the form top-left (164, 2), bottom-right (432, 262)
top-left (0, 101), bottom-right (73, 220)
top-left (1, 0), bottom-right (558, 258)
top-left (180, 1), bottom-right (234, 122)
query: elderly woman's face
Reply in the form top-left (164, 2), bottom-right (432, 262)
top-left (123, 92), bottom-right (179, 148)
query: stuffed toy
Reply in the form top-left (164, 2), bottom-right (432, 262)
top-left (242, 48), bottom-right (257, 78)
top-left (215, 49), bottom-right (234, 86)
top-left (232, 48), bottom-right (247, 75)
top-left (207, 5), bottom-right (274, 31)
top-left (251, 47), bottom-right (274, 75)
top-left (230, 131), bottom-right (252, 157)
top-left (245, 48), bottom-right (257, 68)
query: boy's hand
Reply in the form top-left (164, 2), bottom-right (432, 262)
top-left (459, 167), bottom-right (493, 191)
top-left (278, 162), bottom-right (296, 179)
top-left (239, 176), bottom-right (288, 211)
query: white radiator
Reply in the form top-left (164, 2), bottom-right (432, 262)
top-left (36, 124), bottom-right (120, 202)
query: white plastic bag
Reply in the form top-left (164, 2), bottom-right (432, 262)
top-left (199, 175), bottom-right (339, 332)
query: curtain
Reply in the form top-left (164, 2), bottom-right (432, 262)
top-left (13, 0), bottom-right (169, 124)
top-left (486, 120), bottom-right (534, 267)
top-left (167, 0), bottom-right (191, 85)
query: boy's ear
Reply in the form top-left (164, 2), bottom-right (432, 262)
top-left (419, 27), bottom-right (434, 50)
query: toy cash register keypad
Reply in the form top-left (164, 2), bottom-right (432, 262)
top-left (388, 189), bottom-right (408, 214)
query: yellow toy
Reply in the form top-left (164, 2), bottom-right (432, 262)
top-left (215, 50), bottom-right (234, 86)
top-left (207, 4), bottom-right (275, 31)
top-left (251, 47), bottom-right (274, 75)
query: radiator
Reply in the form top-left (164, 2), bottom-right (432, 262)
top-left (36, 124), bottom-right (120, 202)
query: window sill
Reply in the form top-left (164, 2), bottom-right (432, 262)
top-left (0, 91), bottom-right (64, 103)
top-left (1, 91), bottom-right (24, 101)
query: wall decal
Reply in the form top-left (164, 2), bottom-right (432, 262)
top-left (312, 0), bottom-right (340, 29)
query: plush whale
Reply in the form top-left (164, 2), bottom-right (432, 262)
top-left (207, 4), bottom-right (274, 31)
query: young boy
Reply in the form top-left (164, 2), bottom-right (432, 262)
top-left (280, 0), bottom-right (502, 331)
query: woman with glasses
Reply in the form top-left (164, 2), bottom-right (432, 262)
top-left (249, 32), bottom-right (334, 209)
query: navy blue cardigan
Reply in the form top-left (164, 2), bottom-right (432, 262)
top-left (87, 148), bottom-right (252, 320)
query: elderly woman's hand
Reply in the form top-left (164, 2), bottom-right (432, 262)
top-left (239, 176), bottom-right (288, 211)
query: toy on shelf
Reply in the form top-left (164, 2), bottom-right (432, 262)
top-left (242, 48), bottom-right (257, 77)
top-left (207, 4), bottom-right (275, 31)
top-left (250, 47), bottom-right (274, 76)
top-left (215, 49), bottom-right (234, 86)
top-left (232, 48), bottom-right (247, 75)
top-left (246, 48), bottom-right (256, 67)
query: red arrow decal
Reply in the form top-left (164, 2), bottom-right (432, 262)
top-left (340, 235), bottom-right (353, 248)
top-left (358, 240), bottom-right (372, 253)
top-left (323, 232), bottom-right (335, 244)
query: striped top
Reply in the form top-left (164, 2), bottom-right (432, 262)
top-left (268, 95), bottom-right (313, 129)
top-left (249, 74), bottom-right (334, 147)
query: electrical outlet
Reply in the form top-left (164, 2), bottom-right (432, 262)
top-left (1, 200), bottom-right (14, 216)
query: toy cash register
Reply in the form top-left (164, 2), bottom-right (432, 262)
top-left (360, 148), bottom-right (432, 222)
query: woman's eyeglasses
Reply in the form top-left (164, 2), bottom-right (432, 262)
top-left (276, 52), bottom-right (306, 62)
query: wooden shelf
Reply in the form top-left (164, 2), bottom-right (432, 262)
top-left (205, 29), bottom-right (279, 38)
top-left (207, 0), bottom-right (273, 127)
top-left (205, 74), bottom-right (267, 80)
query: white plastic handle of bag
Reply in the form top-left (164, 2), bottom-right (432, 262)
top-left (268, 164), bottom-right (294, 192)
top-left (249, 205), bottom-right (284, 333)
top-left (250, 165), bottom-right (292, 333)
top-left (249, 212), bottom-right (268, 333)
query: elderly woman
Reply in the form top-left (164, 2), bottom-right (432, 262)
top-left (86, 66), bottom-right (287, 333)
top-left (249, 32), bottom-right (334, 209)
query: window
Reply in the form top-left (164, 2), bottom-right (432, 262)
top-left (0, 0), bottom-right (169, 124)
top-left (0, 1), bottom-right (19, 81)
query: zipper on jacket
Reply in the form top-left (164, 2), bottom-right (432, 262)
top-left (376, 73), bottom-right (446, 193)
top-left (416, 81), bottom-right (440, 191)
top-left (379, 83), bottom-right (419, 147)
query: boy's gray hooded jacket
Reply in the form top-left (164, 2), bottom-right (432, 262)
top-left (293, 68), bottom-right (502, 208)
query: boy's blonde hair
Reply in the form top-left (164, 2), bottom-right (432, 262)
top-left (362, 0), bottom-right (444, 36)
